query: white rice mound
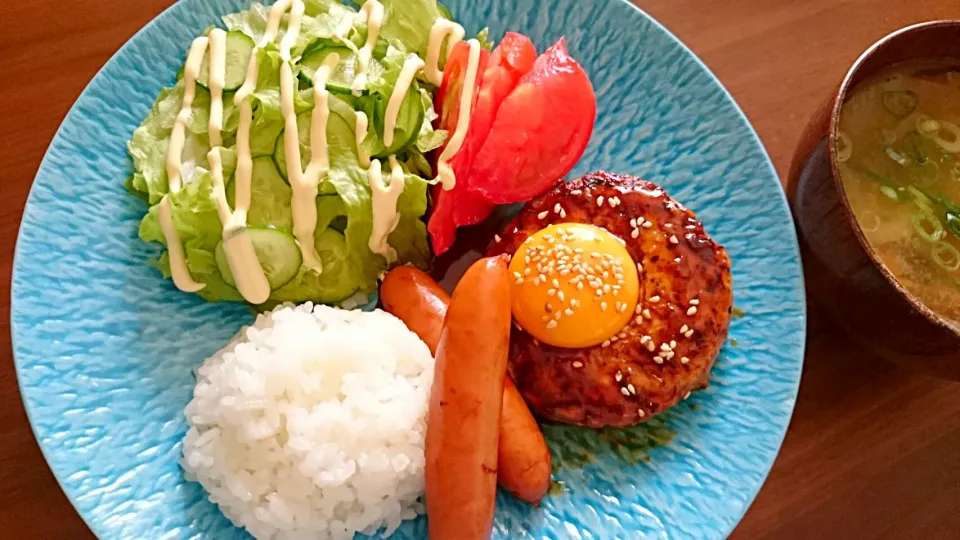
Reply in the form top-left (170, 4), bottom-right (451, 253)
top-left (182, 303), bottom-right (435, 540)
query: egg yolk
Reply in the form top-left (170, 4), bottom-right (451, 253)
top-left (509, 223), bottom-right (640, 348)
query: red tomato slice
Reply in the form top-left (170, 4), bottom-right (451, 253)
top-left (457, 33), bottom-right (537, 192)
top-left (429, 42), bottom-right (491, 255)
top-left (468, 38), bottom-right (596, 204)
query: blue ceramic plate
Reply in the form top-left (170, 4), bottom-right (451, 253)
top-left (12, 0), bottom-right (805, 538)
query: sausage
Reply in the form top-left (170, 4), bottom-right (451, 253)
top-left (497, 377), bottom-right (551, 503)
top-left (425, 256), bottom-right (511, 540)
top-left (381, 266), bottom-right (552, 504)
top-left (380, 266), bottom-right (450, 356)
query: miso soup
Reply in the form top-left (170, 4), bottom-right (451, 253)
top-left (837, 59), bottom-right (960, 328)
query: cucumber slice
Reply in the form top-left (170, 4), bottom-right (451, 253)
top-left (270, 228), bottom-right (359, 304)
top-left (300, 46), bottom-right (359, 94)
top-left (226, 157), bottom-right (293, 231)
top-left (198, 31), bottom-right (256, 92)
top-left (273, 111), bottom-right (356, 194)
top-left (215, 228), bottom-right (302, 290)
top-left (373, 86), bottom-right (425, 158)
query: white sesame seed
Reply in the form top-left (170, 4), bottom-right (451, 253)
top-left (603, 284), bottom-right (611, 293)
top-left (546, 320), bottom-right (558, 329)
top-left (621, 387), bottom-right (630, 396)
top-left (653, 356), bottom-right (664, 364)
top-left (638, 409), bottom-right (646, 418)
top-left (630, 218), bottom-right (637, 228)
top-left (666, 351), bottom-right (675, 360)
top-left (608, 197), bottom-right (616, 207)
top-left (670, 340), bottom-right (677, 348)
top-left (524, 268), bottom-right (531, 276)
top-left (687, 306), bottom-right (698, 316)
top-left (494, 234), bottom-right (501, 243)
top-left (547, 288), bottom-right (556, 296)
top-left (571, 298), bottom-right (580, 307)
top-left (681, 356), bottom-right (690, 364)
top-left (635, 304), bottom-right (643, 315)
top-left (603, 340), bottom-right (612, 348)
top-left (558, 291), bottom-right (565, 302)
top-left (610, 336), bottom-right (619, 342)
top-left (615, 372), bottom-right (623, 382)
top-left (647, 341), bottom-right (656, 352)
top-left (560, 209), bottom-right (567, 218)
top-left (538, 210), bottom-right (549, 220)
top-left (669, 235), bottom-right (679, 245)
top-left (642, 221), bottom-right (653, 228)
top-left (661, 343), bottom-right (672, 352)
top-left (649, 295), bottom-right (660, 303)
top-left (636, 262), bottom-right (644, 273)
top-left (630, 228), bottom-right (640, 239)
top-left (554, 203), bottom-right (562, 213)
top-left (552, 279), bottom-right (560, 288)
top-left (572, 360), bottom-right (584, 368)
top-left (618, 303), bottom-right (627, 313)
top-left (600, 302), bottom-right (608, 312)
top-left (680, 324), bottom-right (689, 333)
top-left (515, 279), bottom-right (524, 285)
top-left (513, 272), bottom-right (522, 279)
top-left (684, 391), bottom-right (691, 400)
top-left (597, 195), bottom-right (604, 206)
top-left (540, 274), bottom-right (548, 283)
top-left (684, 329), bottom-right (695, 338)
top-left (636, 315), bottom-right (645, 325)
top-left (643, 309), bottom-right (652, 319)
top-left (627, 384), bottom-right (636, 395)
top-left (577, 282), bottom-right (584, 290)
top-left (690, 298), bottom-right (700, 305)
top-left (571, 189), bottom-right (582, 195)
top-left (564, 308), bottom-right (574, 316)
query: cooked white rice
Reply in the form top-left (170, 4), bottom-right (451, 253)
top-left (182, 303), bottom-right (434, 540)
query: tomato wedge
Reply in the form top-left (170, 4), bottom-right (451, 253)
top-left (428, 35), bottom-right (537, 254)
top-left (468, 38), bottom-right (596, 204)
top-left (428, 42), bottom-right (491, 255)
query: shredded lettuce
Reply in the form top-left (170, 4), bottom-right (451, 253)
top-left (130, 0), bottom-right (442, 305)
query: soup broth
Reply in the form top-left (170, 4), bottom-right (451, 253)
top-left (837, 58), bottom-right (960, 329)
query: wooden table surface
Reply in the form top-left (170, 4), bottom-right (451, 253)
top-left (2, 0), bottom-right (959, 538)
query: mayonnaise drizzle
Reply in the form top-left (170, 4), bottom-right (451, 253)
top-left (167, 37), bottom-right (208, 193)
top-left (351, 0), bottom-right (384, 94)
top-left (367, 156), bottom-right (406, 262)
top-left (424, 19), bottom-right (465, 86)
top-left (159, 36), bottom-right (209, 293)
top-left (434, 38), bottom-right (482, 191)
top-left (279, 0), bottom-right (335, 272)
top-left (207, 28), bottom-right (271, 304)
top-left (383, 55), bottom-right (426, 148)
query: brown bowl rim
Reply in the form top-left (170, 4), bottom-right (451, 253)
top-left (826, 19), bottom-right (960, 337)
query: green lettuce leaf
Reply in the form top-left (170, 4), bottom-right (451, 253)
top-left (416, 87), bottom-right (446, 152)
top-left (371, 0), bottom-right (442, 57)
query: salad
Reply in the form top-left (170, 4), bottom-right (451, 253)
top-left (127, 0), bottom-right (595, 307)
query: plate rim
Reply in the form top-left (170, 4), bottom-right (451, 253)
top-left (10, 0), bottom-right (808, 537)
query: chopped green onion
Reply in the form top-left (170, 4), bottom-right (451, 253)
top-left (880, 185), bottom-right (900, 200)
top-left (913, 159), bottom-right (939, 185)
top-left (907, 185), bottom-right (935, 212)
top-left (912, 210), bottom-right (945, 242)
top-left (901, 131), bottom-right (929, 163)
top-left (884, 146), bottom-right (910, 166)
top-left (932, 242), bottom-right (960, 272)
top-left (929, 120), bottom-right (960, 153)
top-left (858, 210), bottom-right (881, 232)
top-left (882, 90), bottom-right (918, 117)
top-left (946, 212), bottom-right (960, 240)
top-left (835, 131), bottom-right (852, 163)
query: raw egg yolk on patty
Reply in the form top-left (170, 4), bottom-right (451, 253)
top-left (509, 223), bottom-right (640, 348)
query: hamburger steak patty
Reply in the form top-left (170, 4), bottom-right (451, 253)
top-left (486, 171), bottom-right (733, 427)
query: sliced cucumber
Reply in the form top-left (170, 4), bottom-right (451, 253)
top-left (270, 228), bottom-right (359, 304)
top-left (198, 31), bottom-right (256, 92)
top-left (273, 111), bottom-right (356, 195)
top-left (300, 46), bottom-right (359, 94)
top-left (226, 157), bottom-right (293, 231)
top-left (215, 228), bottom-right (302, 290)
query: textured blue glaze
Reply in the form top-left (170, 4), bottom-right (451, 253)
top-left (12, 0), bottom-right (806, 539)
